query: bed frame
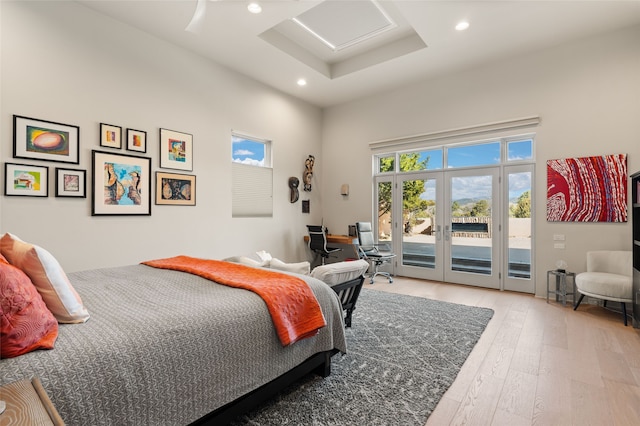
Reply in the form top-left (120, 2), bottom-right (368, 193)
top-left (192, 349), bottom-right (337, 425)
top-left (192, 274), bottom-right (365, 425)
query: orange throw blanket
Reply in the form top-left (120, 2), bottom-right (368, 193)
top-left (142, 256), bottom-right (326, 346)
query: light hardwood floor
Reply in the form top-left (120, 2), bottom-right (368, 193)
top-left (365, 276), bottom-right (640, 426)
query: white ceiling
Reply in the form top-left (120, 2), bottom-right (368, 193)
top-left (77, 0), bottom-right (640, 108)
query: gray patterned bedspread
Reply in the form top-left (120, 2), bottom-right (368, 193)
top-left (0, 264), bottom-right (347, 425)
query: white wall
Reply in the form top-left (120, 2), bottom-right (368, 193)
top-left (320, 24), bottom-right (640, 297)
top-left (1, 1), bottom-right (323, 272)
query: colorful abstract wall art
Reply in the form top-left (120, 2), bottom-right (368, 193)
top-left (547, 154), bottom-right (627, 222)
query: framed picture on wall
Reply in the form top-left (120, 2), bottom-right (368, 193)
top-left (155, 171), bottom-right (196, 206)
top-left (100, 123), bottom-right (122, 149)
top-left (13, 115), bottom-right (80, 164)
top-left (126, 128), bottom-right (147, 153)
top-left (91, 150), bottom-right (151, 216)
top-left (4, 162), bottom-right (49, 197)
top-left (55, 168), bottom-right (86, 198)
top-left (159, 128), bottom-right (193, 171)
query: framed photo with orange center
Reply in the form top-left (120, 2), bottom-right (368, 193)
top-left (13, 115), bottom-right (80, 164)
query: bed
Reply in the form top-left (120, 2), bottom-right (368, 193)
top-left (0, 261), bottom-right (348, 425)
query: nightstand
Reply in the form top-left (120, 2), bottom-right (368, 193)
top-left (0, 377), bottom-right (64, 425)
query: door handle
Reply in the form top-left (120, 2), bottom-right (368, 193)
top-left (435, 225), bottom-right (442, 241)
top-left (445, 225), bottom-right (450, 241)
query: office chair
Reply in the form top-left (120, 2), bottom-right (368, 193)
top-left (355, 221), bottom-right (396, 284)
top-left (306, 225), bottom-right (342, 265)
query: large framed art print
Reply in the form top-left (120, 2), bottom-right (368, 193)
top-left (547, 153), bottom-right (627, 222)
top-left (92, 150), bottom-right (151, 216)
top-left (13, 115), bottom-right (80, 164)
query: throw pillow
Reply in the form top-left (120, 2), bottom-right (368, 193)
top-left (270, 258), bottom-right (311, 275)
top-left (223, 255), bottom-right (269, 268)
top-left (1, 261), bottom-right (58, 358)
top-left (0, 233), bottom-right (90, 323)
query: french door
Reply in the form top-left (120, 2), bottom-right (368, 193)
top-left (379, 165), bottom-right (534, 292)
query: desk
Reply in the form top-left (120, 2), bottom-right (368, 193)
top-left (304, 234), bottom-right (358, 245)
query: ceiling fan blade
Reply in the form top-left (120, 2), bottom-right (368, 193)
top-left (185, 0), bottom-right (208, 33)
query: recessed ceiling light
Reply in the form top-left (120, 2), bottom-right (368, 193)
top-left (247, 2), bottom-right (262, 14)
top-left (297, 78), bottom-right (307, 87)
top-left (455, 21), bottom-right (469, 31)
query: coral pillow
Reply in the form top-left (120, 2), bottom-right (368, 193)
top-left (0, 233), bottom-right (90, 323)
top-left (1, 261), bottom-right (58, 358)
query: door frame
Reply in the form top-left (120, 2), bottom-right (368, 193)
top-left (502, 163), bottom-right (535, 293)
top-left (395, 171), bottom-right (444, 281)
top-left (443, 167), bottom-right (501, 289)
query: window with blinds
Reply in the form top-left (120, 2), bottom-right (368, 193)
top-left (231, 132), bottom-right (273, 217)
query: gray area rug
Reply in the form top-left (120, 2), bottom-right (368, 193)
top-left (230, 288), bottom-right (494, 426)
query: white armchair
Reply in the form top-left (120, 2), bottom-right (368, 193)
top-left (574, 251), bottom-right (632, 325)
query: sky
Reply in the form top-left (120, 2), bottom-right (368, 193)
top-left (418, 139), bottom-right (532, 170)
top-left (415, 140), bottom-right (533, 201)
top-left (420, 172), bottom-right (531, 204)
top-left (232, 136), bottom-right (265, 166)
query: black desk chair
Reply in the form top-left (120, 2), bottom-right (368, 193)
top-left (306, 225), bottom-right (342, 265)
top-left (356, 221), bottom-right (396, 284)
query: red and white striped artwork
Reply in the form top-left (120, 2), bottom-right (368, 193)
top-left (547, 154), bottom-right (627, 222)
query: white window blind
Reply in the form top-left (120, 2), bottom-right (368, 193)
top-left (232, 163), bottom-right (273, 217)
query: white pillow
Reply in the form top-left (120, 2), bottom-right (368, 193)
top-left (222, 255), bottom-right (268, 268)
top-left (255, 250), bottom-right (273, 263)
top-left (0, 233), bottom-right (90, 324)
top-left (311, 259), bottom-right (369, 286)
top-left (270, 258), bottom-right (310, 275)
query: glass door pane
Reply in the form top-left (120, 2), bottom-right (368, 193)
top-left (377, 180), bottom-right (393, 243)
top-left (504, 165), bottom-right (535, 292)
top-left (396, 173), bottom-right (443, 281)
top-left (373, 177), bottom-right (395, 277)
top-left (445, 168), bottom-right (500, 289)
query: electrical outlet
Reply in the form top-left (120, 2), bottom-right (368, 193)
top-left (553, 234), bottom-right (565, 241)
top-left (554, 243), bottom-right (565, 249)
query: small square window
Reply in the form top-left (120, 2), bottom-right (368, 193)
top-left (378, 155), bottom-right (395, 173)
top-left (507, 139), bottom-right (533, 162)
top-left (399, 149), bottom-right (443, 171)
